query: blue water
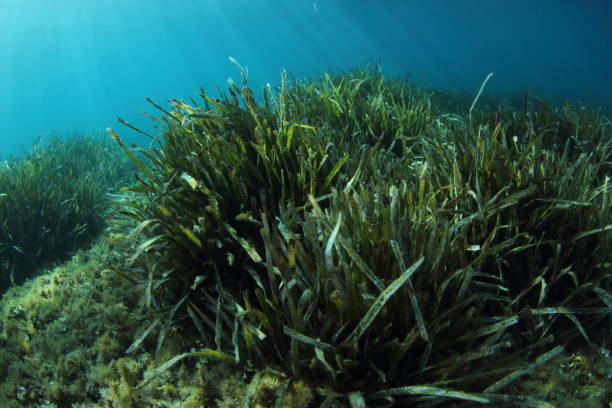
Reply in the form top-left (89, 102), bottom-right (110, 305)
top-left (1, 0), bottom-right (611, 156)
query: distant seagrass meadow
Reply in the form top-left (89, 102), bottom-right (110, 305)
top-left (0, 1), bottom-right (610, 407)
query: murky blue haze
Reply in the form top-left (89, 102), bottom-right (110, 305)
top-left (0, 0), bottom-right (610, 156)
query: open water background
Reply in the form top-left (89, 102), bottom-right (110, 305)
top-left (1, 0), bottom-right (611, 156)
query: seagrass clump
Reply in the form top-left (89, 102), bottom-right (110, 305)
top-left (0, 133), bottom-right (134, 293)
top-left (110, 61), bottom-right (364, 304)
top-left (112, 65), bottom-right (610, 407)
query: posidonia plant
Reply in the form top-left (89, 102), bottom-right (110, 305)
top-left (110, 64), bottom-right (610, 407)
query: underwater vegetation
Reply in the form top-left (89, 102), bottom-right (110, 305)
top-left (106, 63), bottom-right (611, 407)
top-left (0, 133), bottom-right (135, 293)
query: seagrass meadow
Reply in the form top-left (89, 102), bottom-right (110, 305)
top-left (0, 133), bottom-right (135, 293)
top-left (0, 66), bottom-right (610, 407)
